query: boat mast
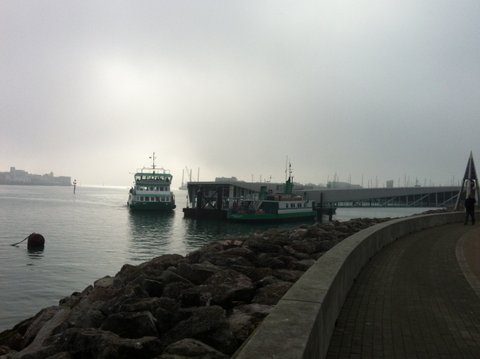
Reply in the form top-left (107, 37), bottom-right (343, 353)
top-left (285, 156), bottom-right (288, 182)
top-left (285, 158), bottom-right (294, 194)
top-left (149, 152), bottom-right (156, 173)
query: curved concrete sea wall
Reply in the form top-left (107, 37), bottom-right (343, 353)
top-left (234, 212), bottom-right (464, 359)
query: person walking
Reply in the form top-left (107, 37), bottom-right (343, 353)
top-left (465, 194), bottom-right (476, 225)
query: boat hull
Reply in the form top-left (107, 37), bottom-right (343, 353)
top-left (228, 211), bottom-right (316, 223)
top-left (128, 201), bottom-right (176, 211)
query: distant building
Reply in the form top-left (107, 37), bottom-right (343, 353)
top-left (327, 181), bottom-right (362, 189)
top-left (0, 167), bottom-right (71, 186)
top-left (386, 180), bottom-right (394, 188)
top-left (294, 183), bottom-right (327, 190)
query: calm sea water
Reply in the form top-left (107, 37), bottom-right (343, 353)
top-left (0, 185), bottom-right (435, 330)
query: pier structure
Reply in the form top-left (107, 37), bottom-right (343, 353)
top-left (183, 180), bottom-right (285, 219)
top-left (183, 180), bottom-right (460, 219)
top-left (303, 185), bottom-right (460, 208)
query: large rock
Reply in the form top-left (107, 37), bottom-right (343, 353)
top-left (162, 281), bottom-right (194, 300)
top-left (195, 253), bottom-right (254, 268)
top-left (67, 298), bottom-right (105, 329)
top-left (252, 282), bottom-right (292, 305)
top-left (255, 253), bottom-right (295, 269)
top-left (204, 270), bottom-right (254, 306)
top-left (52, 328), bottom-right (163, 358)
top-left (228, 265), bottom-right (273, 282)
top-left (186, 240), bottom-right (244, 264)
top-left (282, 245), bottom-right (312, 260)
top-left (59, 285), bottom-right (93, 308)
top-left (243, 238), bottom-right (282, 253)
top-left (180, 286), bottom-right (213, 307)
top-left (288, 228), bottom-right (309, 241)
top-left (163, 306), bottom-right (235, 354)
top-left (291, 258), bottom-right (316, 271)
top-left (10, 308), bottom-right (71, 359)
top-left (115, 296), bottom-right (179, 333)
top-left (160, 269), bottom-right (192, 285)
top-left (21, 306), bottom-right (59, 347)
top-left (100, 311), bottom-right (158, 338)
top-left (159, 338), bottom-right (228, 359)
top-left (140, 254), bottom-right (185, 272)
top-left (272, 269), bottom-right (305, 283)
top-left (173, 262), bottom-right (220, 285)
top-left (0, 345), bottom-right (11, 355)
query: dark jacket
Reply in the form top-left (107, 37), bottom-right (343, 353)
top-left (465, 197), bottom-right (476, 212)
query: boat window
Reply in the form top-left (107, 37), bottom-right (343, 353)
top-left (259, 201), bottom-right (278, 214)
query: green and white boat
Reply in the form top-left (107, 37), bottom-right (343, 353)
top-left (228, 164), bottom-right (315, 222)
top-left (127, 153), bottom-right (176, 212)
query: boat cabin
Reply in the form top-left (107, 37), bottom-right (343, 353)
top-left (135, 173), bottom-right (172, 183)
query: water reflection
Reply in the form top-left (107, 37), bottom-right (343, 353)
top-left (181, 218), bottom-right (298, 251)
top-left (26, 247), bottom-right (44, 261)
top-left (127, 211), bottom-right (176, 261)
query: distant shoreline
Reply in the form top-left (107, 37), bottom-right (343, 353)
top-left (0, 167), bottom-right (71, 186)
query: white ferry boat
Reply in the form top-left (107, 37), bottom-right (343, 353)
top-left (127, 153), bottom-right (176, 212)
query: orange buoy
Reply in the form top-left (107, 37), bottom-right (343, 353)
top-left (27, 233), bottom-right (45, 250)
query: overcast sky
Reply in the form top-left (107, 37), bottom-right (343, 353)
top-left (1, 1), bottom-right (479, 187)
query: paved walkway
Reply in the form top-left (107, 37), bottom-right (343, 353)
top-left (326, 223), bottom-right (480, 358)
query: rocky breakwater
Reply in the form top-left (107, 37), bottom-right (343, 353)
top-left (0, 218), bottom-right (388, 359)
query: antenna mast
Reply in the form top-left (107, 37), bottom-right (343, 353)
top-left (285, 156), bottom-right (288, 181)
top-left (149, 152), bottom-right (156, 171)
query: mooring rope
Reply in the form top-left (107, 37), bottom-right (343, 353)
top-left (10, 235), bottom-right (29, 246)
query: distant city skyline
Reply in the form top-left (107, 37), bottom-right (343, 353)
top-left (0, 166), bottom-right (71, 186)
top-left (1, 1), bottom-right (479, 187)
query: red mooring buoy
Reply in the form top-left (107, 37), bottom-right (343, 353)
top-left (27, 233), bottom-right (45, 250)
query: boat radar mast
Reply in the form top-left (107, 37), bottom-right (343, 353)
top-left (149, 152), bottom-right (156, 173)
top-left (284, 158), bottom-right (294, 194)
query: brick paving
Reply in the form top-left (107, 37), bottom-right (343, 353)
top-left (326, 223), bottom-right (480, 359)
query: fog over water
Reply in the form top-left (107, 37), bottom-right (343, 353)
top-left (1, 1), bottom-right (479, 187)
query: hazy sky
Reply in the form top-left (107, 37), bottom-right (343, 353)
top-left (1, 1), bottom-right (479, 187)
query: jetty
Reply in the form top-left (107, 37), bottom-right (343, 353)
top-left (183, 179), bottom-right (459, 220)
